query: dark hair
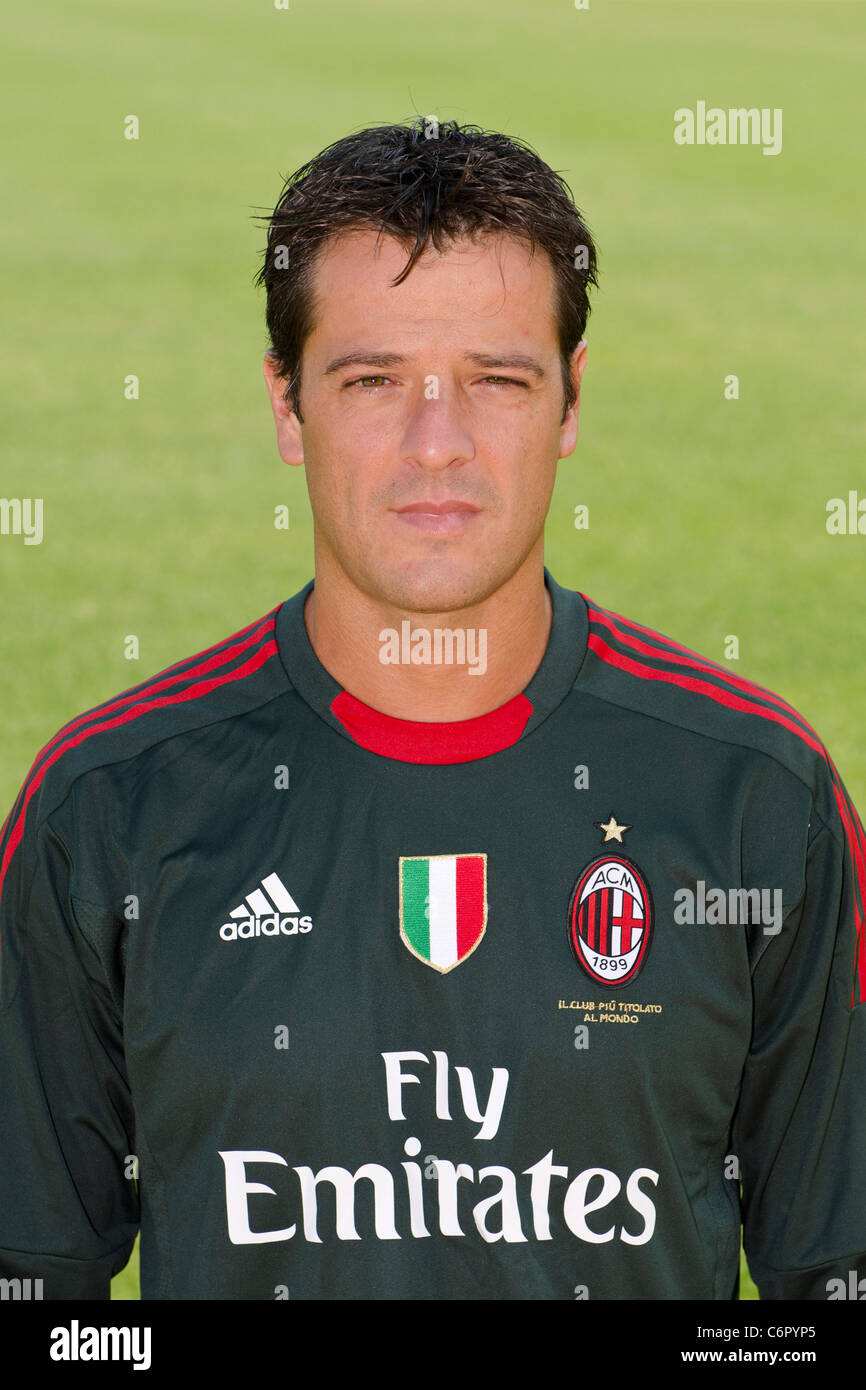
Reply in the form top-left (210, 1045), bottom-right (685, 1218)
top-left (254, 117), bottom-right (599, 425)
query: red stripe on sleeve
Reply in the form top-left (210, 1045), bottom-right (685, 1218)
top-left (586, 615), bottom-right (866, 1006)
top-left (0, 637), bottom-right (279, 916)
top-left (586, 633), bottom-right (826, 755)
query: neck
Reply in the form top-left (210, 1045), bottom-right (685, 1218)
top-left (303, 553), bottom-right (553, 722)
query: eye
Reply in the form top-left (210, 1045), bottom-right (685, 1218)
top-left (344, 374), bottom-right (528, 391)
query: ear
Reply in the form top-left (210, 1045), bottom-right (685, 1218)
top-left (263, 351), bottom-right (305, 467)
top-left (558, 340), bottom-right (588, 460)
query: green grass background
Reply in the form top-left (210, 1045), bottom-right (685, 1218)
top-left (3, 0), bottom-right (863, 1302)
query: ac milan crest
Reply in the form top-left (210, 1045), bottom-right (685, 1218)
top-left (568, 846), bottom-right (654, 989)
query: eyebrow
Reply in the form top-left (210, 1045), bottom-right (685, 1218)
top-left (322, 350), bottom-right (547, 380)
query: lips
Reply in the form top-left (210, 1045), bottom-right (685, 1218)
top-left (394, 501), bottom-right (480, 515)
top-left (392, 500), bottom-right (481, 535)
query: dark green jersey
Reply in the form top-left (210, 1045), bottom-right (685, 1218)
top-left (1, 570), bottom-right (864, 1300)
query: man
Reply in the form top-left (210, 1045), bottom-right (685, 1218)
top-left (1, 119), bottom-right (864, 1300)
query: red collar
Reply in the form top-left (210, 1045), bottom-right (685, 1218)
top-left (330, 689), bottom-right (534, 764)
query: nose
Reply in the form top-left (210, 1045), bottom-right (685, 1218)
top-left (399, 377), bottom-right (476, 471)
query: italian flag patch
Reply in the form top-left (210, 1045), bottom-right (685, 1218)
top-left (399, 854), bottom-right (488, 972)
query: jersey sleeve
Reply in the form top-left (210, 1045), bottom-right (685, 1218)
top-left (0, 769), bottom-right (139, 1299)
top-left (733, 757), bottom-right (866, 1299)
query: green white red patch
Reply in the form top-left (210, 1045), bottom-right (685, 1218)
top-left (399, 853), bottom-right (487, 972)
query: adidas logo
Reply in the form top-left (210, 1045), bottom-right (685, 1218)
top-left (219, 872), bottom-right (313, 941)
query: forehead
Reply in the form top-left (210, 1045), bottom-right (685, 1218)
top-left (305, 226), bottom-right (558, 349)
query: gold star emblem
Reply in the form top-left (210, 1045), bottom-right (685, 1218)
top-left (595, 813), bottom-right (631, 844)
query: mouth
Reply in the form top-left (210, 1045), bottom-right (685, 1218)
top-left (392, 500), bottom-right (481, 537)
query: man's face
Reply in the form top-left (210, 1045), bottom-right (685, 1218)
top-left (264, 226), bottom-right (587, 612)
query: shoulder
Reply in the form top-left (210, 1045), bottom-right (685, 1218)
top-left (2, 602), bottom-right (287, 845)
top-left (573, 587), bottom-right (866, 1008)
top-left (576, 588), bottom-right (845, 826)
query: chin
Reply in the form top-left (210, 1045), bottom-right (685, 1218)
top-left (372, 555), bottom-right (505, 615)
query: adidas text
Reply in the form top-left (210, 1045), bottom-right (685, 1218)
top-left (220, 913), bottom-right (313, 941)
